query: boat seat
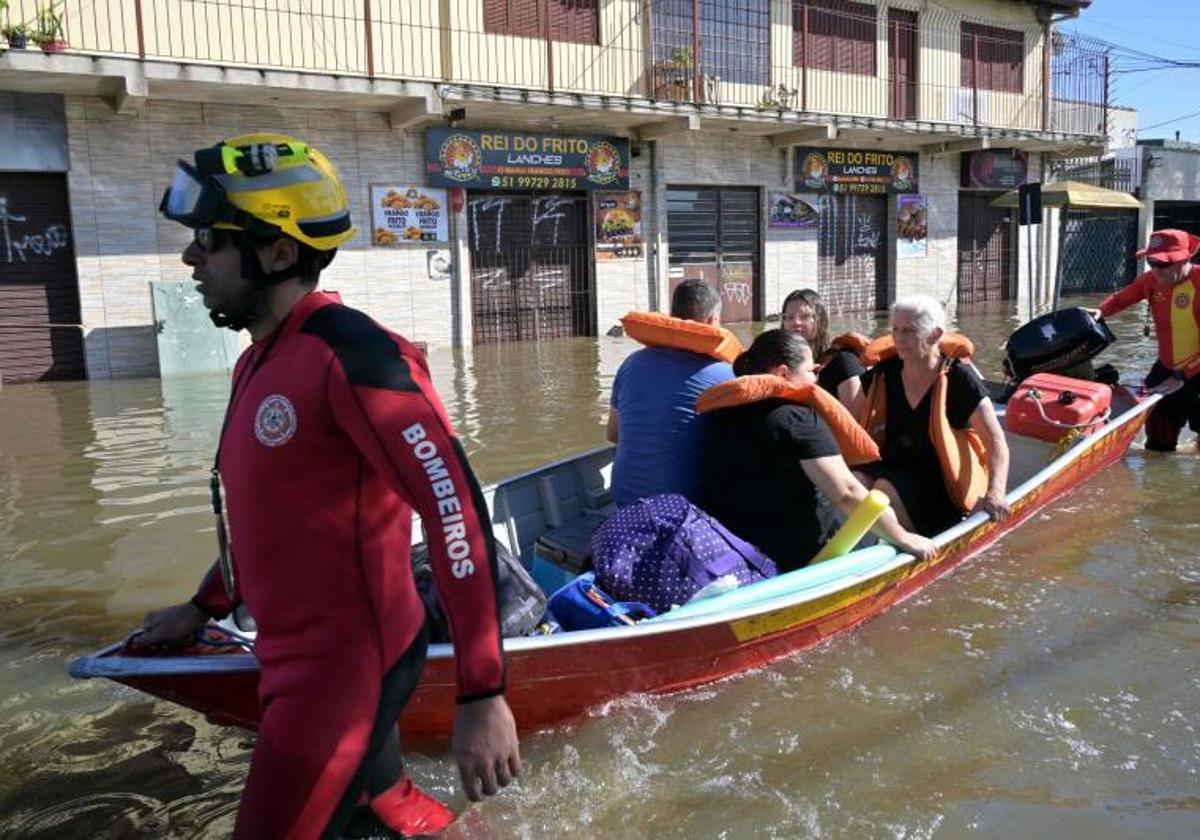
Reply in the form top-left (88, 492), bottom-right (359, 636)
top-left (532, 511), bottom-right (609, 593)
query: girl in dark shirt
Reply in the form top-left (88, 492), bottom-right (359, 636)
top-left (701, 330), bottom-right (934, 572)
top-left (850, 296), bottom-right (1011, 536)
top-left (780, 288), bottom-right (864, 406)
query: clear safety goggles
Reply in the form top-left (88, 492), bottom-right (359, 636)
top-left (160, 161), bottom-right (236, 230)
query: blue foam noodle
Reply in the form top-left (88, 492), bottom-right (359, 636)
top-left (649, 544), bottom-right (900, 623)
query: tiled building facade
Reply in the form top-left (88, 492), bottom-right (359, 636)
top-left (1, 0), bottom-right (1104, 381)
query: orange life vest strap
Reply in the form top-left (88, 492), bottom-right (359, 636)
top-left (621, 311), bottom-right (743, 363)
top-left (860, 332), bottom-right (975, 367)
top-left (858, 357), bottom-right (988, 513)
top-left (696, 374), bottom-right (880, 466)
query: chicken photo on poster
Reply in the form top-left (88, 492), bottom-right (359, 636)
top-left (768, 192), bottom-right (820, 228)
top-left (595, 191), bottom-right (644, 259)
top-left (371, 185), bottom-right (449, 246)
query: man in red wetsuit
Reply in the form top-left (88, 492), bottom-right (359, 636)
top-left (1091, 229), bottom-right (1200, 451)
top-left (135, 134), bottom-right (521, 838)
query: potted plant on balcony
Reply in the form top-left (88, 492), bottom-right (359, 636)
top-left (33, 4), bottom-right (65, 53)
top-left (2, 22), bottom-right (31, 50)
top-left (654, 46), bottom-right (693, 103)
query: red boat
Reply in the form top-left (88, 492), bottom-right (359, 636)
top-left (69, 381), bottom-right (1157, 740)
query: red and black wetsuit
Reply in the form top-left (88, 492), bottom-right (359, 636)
top-left (1100, 266), bottom-right (1200, 450)
top-left (190, 291), bottom-right (504, 838)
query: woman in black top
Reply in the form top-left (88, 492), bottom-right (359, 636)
top-left (780, 288), bottom-right (864, 406)
top-left (850, 296), bottom-right (1011, 537)
top-left (700, 330), bottom-right (934, 572)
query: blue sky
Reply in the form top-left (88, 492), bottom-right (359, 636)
top-left (1068, 0), bottom-right (1200, 141)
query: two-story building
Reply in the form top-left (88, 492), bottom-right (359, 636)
top-left (0, 0), bottom-right (1105, 381)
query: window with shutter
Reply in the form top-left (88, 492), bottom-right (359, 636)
top-left (960, 22), bottom-right (1023, 94)
top-left (792, 0), bottom-right (876, 77)
top-left (482, 0), bottom-right (599, 45)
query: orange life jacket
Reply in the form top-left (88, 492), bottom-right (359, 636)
top-left (859, 332), bottom-right (975, 367)
top-left (857, 342), bottom-right (989, 513)
top-left (817, 332), bottom-right (870, 369)
top-left (621, 311), bottom-right (744, 363)
top-left (696, 375), bottom-right (880, 466)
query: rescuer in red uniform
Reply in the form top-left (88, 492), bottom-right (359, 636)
top-left (1091, 228), bottom-right (1200, 452)
top-left (135, 134), bottom-right (520, 838)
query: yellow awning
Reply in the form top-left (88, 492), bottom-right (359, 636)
top-left (991, 180), bottom-right (1143, 210)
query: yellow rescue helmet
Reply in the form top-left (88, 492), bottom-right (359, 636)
top-left (207, 133), bottom-right (355, 251)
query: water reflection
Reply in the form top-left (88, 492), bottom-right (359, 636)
top-left (0, 297), bottom-right (1196, 836)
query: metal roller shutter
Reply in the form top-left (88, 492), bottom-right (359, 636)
top-left (666, 186), bottom-right (760, 323)
top-left (0, 172), bottom-right (85, 383)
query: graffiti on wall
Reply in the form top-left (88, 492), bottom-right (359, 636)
top-left (0, 196), bottom-right (70, 264)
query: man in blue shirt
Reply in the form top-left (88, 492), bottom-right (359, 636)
top-left (607, 280), bottom-right (735, 507)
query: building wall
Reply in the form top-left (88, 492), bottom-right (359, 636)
top-left (1108, 107), bottom-right (1138, 152)
top-left (65, 96), bottom-right (455, 378)
top-left (896, 151), bottom-right (959, 302)
top-left (8, 0), bottom-right (1049, 124)
top-left (60, 89), bottom-right (1060, 378)
top-left (1142, 145), bottom-right (1200, 202)
top-left (1137, 144), bottom-right (1200, 248)
top-left (650, 130), bottom-right (790, 321)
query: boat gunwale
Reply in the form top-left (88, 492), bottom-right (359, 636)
top-left (68, 392), bottom-right (1158, 680)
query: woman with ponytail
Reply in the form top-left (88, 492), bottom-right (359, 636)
top-left (699, 330), bottom-right (934, 572)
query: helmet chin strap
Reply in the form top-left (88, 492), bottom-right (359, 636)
top-left (207, 241), bottom-right (296, 332)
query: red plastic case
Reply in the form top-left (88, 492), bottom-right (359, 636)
top-left (1006, 373), bottom-right (1113, 442)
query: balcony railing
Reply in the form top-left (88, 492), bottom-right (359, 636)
top-left (1, 0), bottom-right (1110, 137)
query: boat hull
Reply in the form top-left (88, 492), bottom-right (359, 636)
top-left (71, 395), bottom-right (1153, 740)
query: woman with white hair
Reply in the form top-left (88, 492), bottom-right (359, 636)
top-left (849, 295), bottom-right (1010, 537)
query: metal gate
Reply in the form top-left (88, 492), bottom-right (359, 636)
top-left (666, 186), bottom-right (760, 322)
top-left (467, 193), bottom-right (594, 344)
top-left (0, 172), bottom-right (85, 383)
top-left (957, 191), bottom-right (1015, 303)
top-left (1060, 209), bottom-right (1138, 294)
top-left (818, 193), bottom-right (887, 313)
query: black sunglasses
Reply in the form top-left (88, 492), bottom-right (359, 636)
top-left (1148, 257), bottom-right (1180, 269)
top-left (193, 227), bottom-right (235, 254)
top-left (193, 227), bottom-right (279, 254)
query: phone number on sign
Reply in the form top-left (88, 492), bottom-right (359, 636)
top-left (490, 175), bottom-right (579, 189)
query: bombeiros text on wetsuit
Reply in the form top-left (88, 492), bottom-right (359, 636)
top-left (402, 422), bottom-right (476, 579)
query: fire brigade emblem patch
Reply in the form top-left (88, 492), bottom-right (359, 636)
top-left (255, 394), bottom-right (297, 447)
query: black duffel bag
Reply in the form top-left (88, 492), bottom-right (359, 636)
top-left (412, 538), bottom-right (548, 642)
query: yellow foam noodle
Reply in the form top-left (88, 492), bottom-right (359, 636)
top-left (810, 489), bottom-right (890, 565)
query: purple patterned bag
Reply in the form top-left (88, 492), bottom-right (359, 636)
top-left (590, 494), bottom-right (777, 613)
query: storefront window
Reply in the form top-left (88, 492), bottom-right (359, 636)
top-left (792, 0), bottom-right (877, 77)
top-left (960, 22), bottom-right (1024, 94)
top-left (652, 0), bottom-right (770, 88)
top-left (483, 0), bottom-right (599, 46)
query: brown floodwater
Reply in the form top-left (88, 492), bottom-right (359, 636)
top-left (0, 296), bottom-right (1197, 838)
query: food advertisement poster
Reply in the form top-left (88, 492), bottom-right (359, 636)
top-left (425, 129), bottom-right (629, 191)
top-left (594, 191), bottom-right (643, 259)
top-left (370, 185), bottom-right (448, 245)
top-left (896, 194), bottom-right (928, 258)
top-left (768, 192), bottom-right (820, 228)
top-left (961, 149), bottom-right (1029, 188)
top-left (795, 147), bottom-right (919, 194)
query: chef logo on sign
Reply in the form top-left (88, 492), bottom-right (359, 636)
top-left (438, 135), bottom-right (482, 182)
top-left (586, 142), bottom-right (621, 185)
